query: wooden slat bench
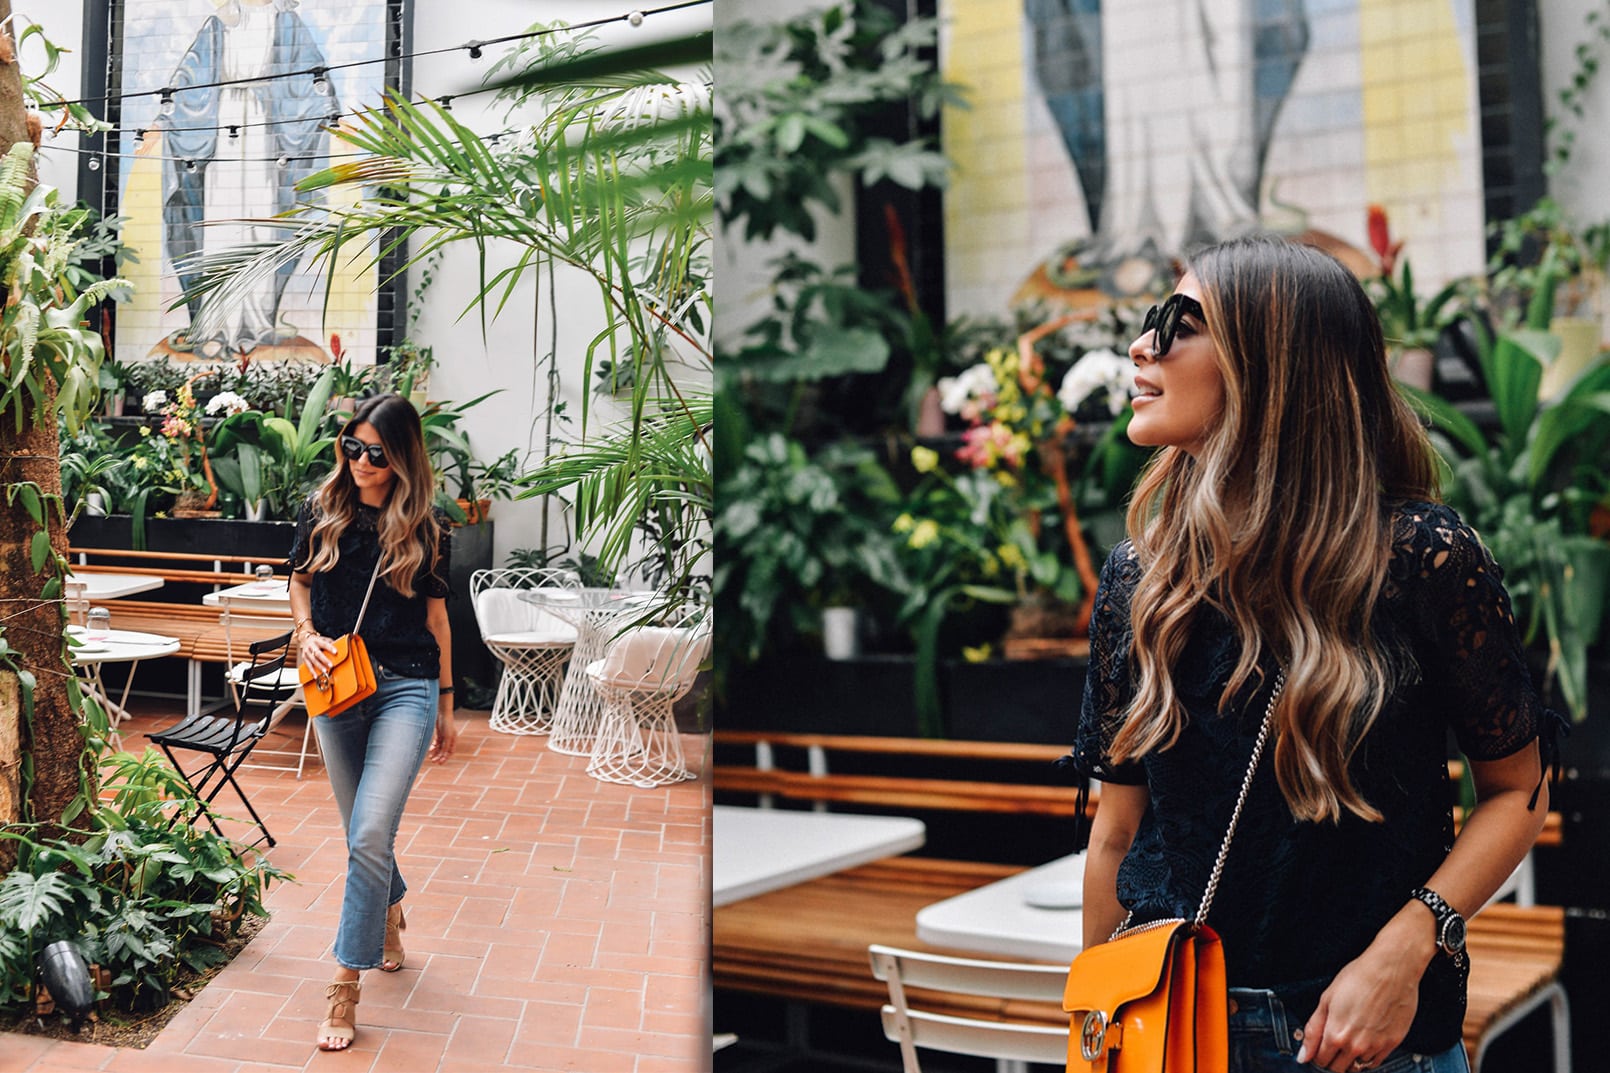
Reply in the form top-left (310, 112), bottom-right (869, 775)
top-left (713, 730), bottom-right (1093, 818)
top-left (712, 730), bottom-right (1568, 1071)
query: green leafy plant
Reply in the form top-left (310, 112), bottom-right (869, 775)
top-left (1403, 315), bottom-right (1610, 719)
top-left (715, 434), bottom-right (902, 667)
top-left (57, 424), bottom-right (126, 519)
top-left (418, 391), bottom-right (501, 521)
top-left (0, 749), bottom-right (290, 1014)
top-left (714, 0), bottom-right (963, 241)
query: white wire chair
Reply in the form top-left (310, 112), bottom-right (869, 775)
top-left (470, 568), bottom-right (581, 735)
top-left (584, 605), bottom-right (709, 787)
top-left (867, 944), bottom-right (1071, 1073)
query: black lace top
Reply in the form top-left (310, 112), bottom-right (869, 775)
top-left (1070, 501), bottom-right (1562, 1053)
top-left (287, 502), bottom-right (452, 679)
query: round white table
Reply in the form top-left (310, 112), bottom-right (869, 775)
top-left (69, 627), bottom-right (182, 733)
top-left (519, 588), bottom-right (653, 756)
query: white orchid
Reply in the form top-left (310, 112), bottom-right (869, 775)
top-left (141, 389), bottom-right (169, 412)
top-left (205, 390), bottom-right (250, 416)
top-left (1058, 348), bottom-right (1135, 417)
top-left (936, 362), bottom-right (999, 420)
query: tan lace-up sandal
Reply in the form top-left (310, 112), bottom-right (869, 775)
top-left (317, 978), bottom-right (360, 1051)
top-left (381, 902), bottom-right (406, 972)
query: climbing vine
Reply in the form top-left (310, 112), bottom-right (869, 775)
top-left (0, 137), bottom-right (126, 827)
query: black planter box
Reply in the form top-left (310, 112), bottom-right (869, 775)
top-left (720, 651), bottom-right (1089, 742)
top-left (719, 653), bottom-right (923, 737)
top-left (68, 514), bottom-right (494, 695)
top-left (944, 656), bottom-right (1086, 744)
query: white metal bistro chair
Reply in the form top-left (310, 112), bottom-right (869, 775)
top-left (218, 595), bottom-right (317, 778)
top-left (470, 568), bottom-right (580, 735)
top-left (868, 944), bottom-right (1070, 1073)
top-left (584, 609), bottom-right (708, 787)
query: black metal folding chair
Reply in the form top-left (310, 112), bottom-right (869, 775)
top-left (147, 630), bottom-right (295, 849)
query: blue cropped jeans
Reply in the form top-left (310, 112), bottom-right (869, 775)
top-left (312, 668), bottom-right (438, 970)
top-left (1228, 987), bottom-right (1471, 1073)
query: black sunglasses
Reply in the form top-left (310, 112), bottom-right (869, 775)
top-left (339, 435), bottom-right (390, 469)
top-left (1140, 293), bottom-right (1206, 357)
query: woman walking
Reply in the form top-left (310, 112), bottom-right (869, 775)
top-left (287, 392), bottom-right (457, 1051)
top-left (1072, 236), bottom-right (1559, 1072)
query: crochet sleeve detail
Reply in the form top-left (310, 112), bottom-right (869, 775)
top-left (1388, 503), bottom-right (1560, 763)
top-left (1069, 541), bottom-right (1148, 785)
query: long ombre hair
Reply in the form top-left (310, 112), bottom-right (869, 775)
top-left (1110, 237), bottom-right (1439, 823)
top-left (301, 393), bottom-right (442, 598)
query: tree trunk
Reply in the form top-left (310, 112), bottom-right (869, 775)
top-left (0, 0), bottom-right (77, 870)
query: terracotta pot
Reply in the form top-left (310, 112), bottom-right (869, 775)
top-left (1390, 346), bottom-right (1434, 391)
top-left (453, 498), bottom-right (492, 525)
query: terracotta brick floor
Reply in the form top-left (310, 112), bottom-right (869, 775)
top-left (11, 698), bottom-right (712, 1073)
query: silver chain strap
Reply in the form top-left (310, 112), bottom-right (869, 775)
top-left (1192, 669), bottom-right (1286, 927)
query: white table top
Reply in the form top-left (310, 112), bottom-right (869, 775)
top-left (68, 627), bottom-right (183, 665)
top-left (202, 578), bottom-right (292, 613)
top-left (67, 573), bottom-right (164, 600)
top-left (712, 804), bottom-right (927, 908)
top-left (915, 852), bottom-right (1085, 963)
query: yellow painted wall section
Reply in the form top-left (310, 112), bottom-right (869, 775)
top-left (1359, 0), bottom-right (1471, 207)
top-left (941, 0), bottom-right (1029, 303)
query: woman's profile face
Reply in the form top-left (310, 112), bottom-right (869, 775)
top-left (1126, 273), bottom-right (1225, 456)
top-left (343, 420), bottom-right (399, 499)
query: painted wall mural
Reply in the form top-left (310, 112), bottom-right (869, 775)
top-left (940, 0), bottom-right (1488, 317)
top-left (115, 0), bottom-right (389, 365)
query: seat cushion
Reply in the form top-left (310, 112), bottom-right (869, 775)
top-left (228, 663), bottom-right (303, 689)
top-left (485, 627), bottom-right (577, 647)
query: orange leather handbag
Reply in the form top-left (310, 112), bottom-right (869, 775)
top-left (1063, 672), bottom-right (1285, 1073)
top-left (300, 558), bottom-right (383, 718)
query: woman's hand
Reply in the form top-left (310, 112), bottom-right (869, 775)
top-left (1298, 913), bottom-right (1431, 1072)
top-left (298, 632), bottom-right (338, 676)
top-left (429, 702), bottom-right (457, 763)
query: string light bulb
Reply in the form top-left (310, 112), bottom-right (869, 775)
top-left (227, 125), bottom-right (239, 140)
top-left (276, 155), bottom-right (289, 169)
top-left (438, 95), bottom-right (453, 111)
top-left (311, 66), bottom-right (328, 94)
top-left (467, 40), bottom-right (483, 60)
top-left (158, 88), bottom-right (175, 116)
top-left (627, 10), bottom-right (644, 26)
top-left (86, 156), bottom-right (100, 171)
top-left (184, 159), bottom-right (197, 173)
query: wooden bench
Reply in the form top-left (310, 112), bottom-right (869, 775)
top-left (712, 731), bottom-right (1568, 1071)
top-left (713, 730), bottom-right (1091, 818)
top-left (69, 547), bottom-right (295, 714)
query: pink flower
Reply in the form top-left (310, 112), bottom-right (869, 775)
top-left (956, 422), bottom-right (1022, 469)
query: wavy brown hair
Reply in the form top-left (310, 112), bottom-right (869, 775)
top-left (301, 393), bottom-right (442, 599)
top-left (1110, 236), bottom-right (1439, 822)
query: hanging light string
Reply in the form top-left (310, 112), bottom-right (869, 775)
top-left (37, 114), bottom-right (533, 172)
top-left (43, 0), bottom-right (709, 112)
top-left (35, 72), bottom-right (709, 172)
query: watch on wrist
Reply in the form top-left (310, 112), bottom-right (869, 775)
top-left (1409, 886), bottom-right (1467, 960)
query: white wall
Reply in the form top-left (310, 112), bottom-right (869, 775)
top-left (1543, 0), bottom-right (1610, 224)
top-left (1540, 0), bottom-right (1610, 340)
top-left (383, 0), bottom-right (711, 569)
top-left (25, 3), bottom-right (85, 202)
